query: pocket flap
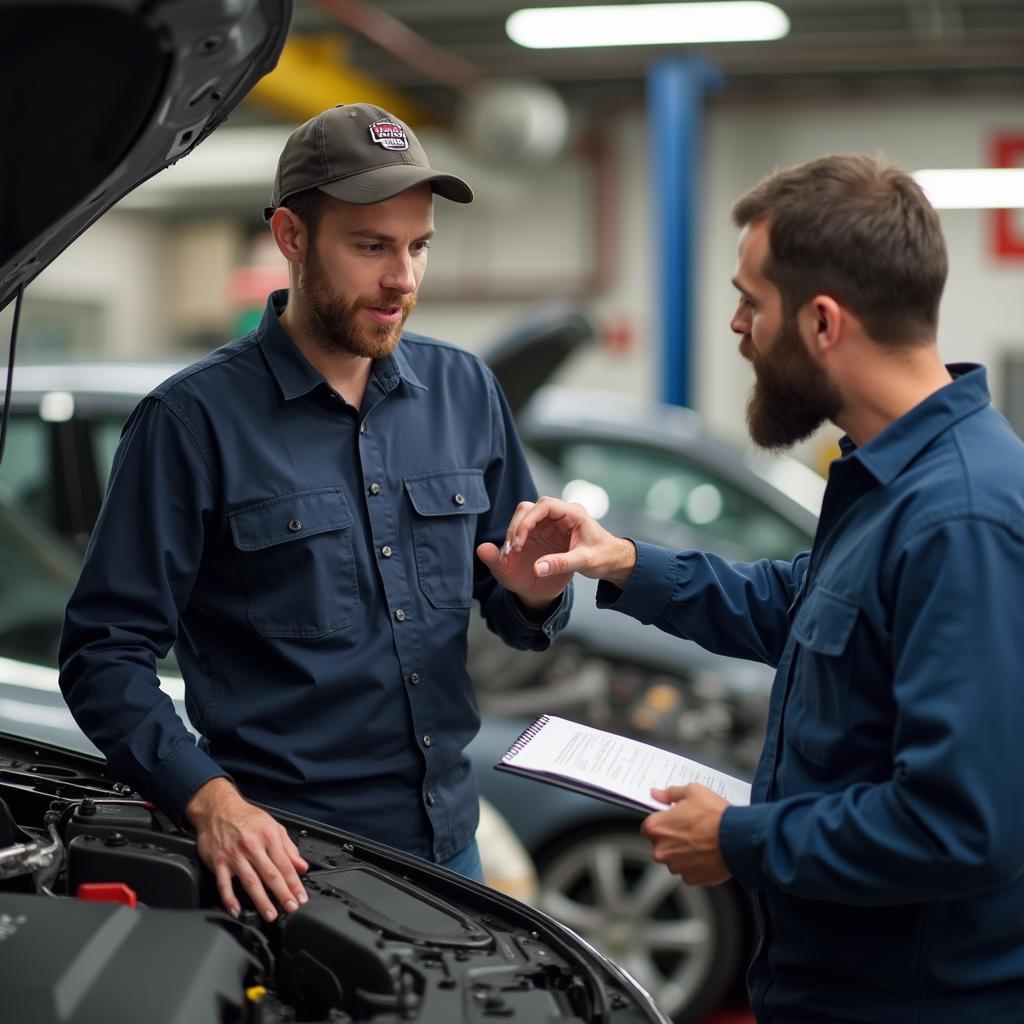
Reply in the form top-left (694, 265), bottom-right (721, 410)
top-left (791, 585), bottom-right (858, 656)
top-left (404, 469), bottom-right (490, 516)
top-left (230, 488), bottom-right (353, 551)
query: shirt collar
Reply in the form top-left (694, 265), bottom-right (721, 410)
top-left (387, 340), bottom-right (427, 392)
top-left (838, 363), bottom-right (990, 485)
top-left (257, 289), bottom-right (428, 401)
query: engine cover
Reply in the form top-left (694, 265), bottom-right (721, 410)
top-left (0, 893), bottom-right (256, 1024)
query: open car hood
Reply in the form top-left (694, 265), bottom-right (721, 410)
top-left (0, 0), bottom-right (292, 312)
top-left (0, 731), bottom-right (669, 1024)
top-left (484, 302), bottom-right (596, 418)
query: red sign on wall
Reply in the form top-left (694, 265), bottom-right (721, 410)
top-left (991, 134), bottom-right (1024, 260)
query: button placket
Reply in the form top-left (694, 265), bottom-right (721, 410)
top-left (360, 430), bottom-right (431, 786)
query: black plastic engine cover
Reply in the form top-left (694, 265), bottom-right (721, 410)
top-left (0, 893), bottom-right (256, 1024)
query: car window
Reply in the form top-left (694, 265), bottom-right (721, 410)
top-left (0, 486), bottom-right (180, 676)
top-left (532, 438), bottom-right (813, 561)
top-left (92, 415), bottom-right (128, 493)
top-left (0, 500), bottom-right (78, 664)
top-left (0, 413), bottom-right (54, 524)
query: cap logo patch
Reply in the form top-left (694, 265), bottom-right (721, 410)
top-left (368, 120), bottom-right (409, 151)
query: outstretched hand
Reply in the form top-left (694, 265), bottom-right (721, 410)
top-left (480, 496), bottom-right (637, 594)
top-left (477, 500), bottom-right (574, 610)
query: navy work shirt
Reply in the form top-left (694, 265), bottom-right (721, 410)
top-left (599, 366), bottom-right (1024, 1022)
top-left (60, 291), bottom-right (570, 861)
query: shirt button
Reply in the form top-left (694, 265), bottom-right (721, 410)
top-left (453, 493), bottom-right (465, 506)
top-left (394, 609), bottom-right (405, 622)
top-left (360, 422), bottom-right (367, 434)
top-left (381, 545), bottom-right (393, 558)
top-left (426, 791), bottom-right (436, 806)
top-left (409, 672), bottom-right (421, 685)
top-left (422, 734), bottom-right (432, 747)
top-left (287, 519), bottom-right (302, 532)
top-left (369, 482), bottom-right (381, 495)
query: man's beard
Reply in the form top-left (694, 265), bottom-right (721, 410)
top-left (741, 315), bottom-right (842, 451)
top-left (299, 249), bottom-right (416, 360)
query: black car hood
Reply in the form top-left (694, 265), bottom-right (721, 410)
top-left (484, 302), bottom-right (596, 417)
top-left (0, 0), bottom-right (292, 313)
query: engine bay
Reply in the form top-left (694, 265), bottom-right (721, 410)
top-left (0, 733), bottom-right (666, 1024)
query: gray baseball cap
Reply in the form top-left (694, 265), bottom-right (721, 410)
top-left (264, 103), bottom-right (473, 219)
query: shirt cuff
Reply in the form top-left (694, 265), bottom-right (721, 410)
top-left (147, 737), bottom-right (233, 826)
top-left (595, 540), bottom-right (677, 623)
top-left (508, 583), bottom-right (572, 638)
top-left (719, 802), bottom-right (769, 889)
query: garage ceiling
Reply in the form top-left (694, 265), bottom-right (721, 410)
top-left (285, 0), bottom-right (1024, 115)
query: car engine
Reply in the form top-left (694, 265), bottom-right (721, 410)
top-left (0, 733), bottom-right (667, 1024)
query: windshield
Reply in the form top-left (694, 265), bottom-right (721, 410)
top-left (0, 496), bottom-right (78, 664)
top-left (531, 437), bottom-right (815, 562)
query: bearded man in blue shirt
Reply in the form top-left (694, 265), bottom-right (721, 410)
top-left (59, 104), bottom-right (572, 922)
top-left (502, 154), bottom-right (1024, 1023)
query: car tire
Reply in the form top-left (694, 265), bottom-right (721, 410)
top-left (535, 824), bottom-right (744, 1023)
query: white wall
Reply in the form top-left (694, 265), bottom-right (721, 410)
top-left (28, 211), bottom-right (173, 357)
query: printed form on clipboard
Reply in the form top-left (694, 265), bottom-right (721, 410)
top-left (496, 715), bottom-right (751, 812)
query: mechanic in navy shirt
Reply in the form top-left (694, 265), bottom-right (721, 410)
top-left (59, 104), bottom-right (571, 922)
top-left (502, 155), bottom-right (1024, 1022)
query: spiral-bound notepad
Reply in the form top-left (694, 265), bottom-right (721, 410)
top-left (496, 714), bottom-right (751, 812)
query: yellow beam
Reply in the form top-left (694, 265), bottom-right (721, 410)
top-left (245, 35), bottom-right (429, 126)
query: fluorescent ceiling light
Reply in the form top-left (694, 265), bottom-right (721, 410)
top-left (914, 168), bottom-right (1024, 209)
top-left (507, 2), bottom-right (789, 48)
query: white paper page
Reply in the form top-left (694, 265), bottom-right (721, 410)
top-left (502, 715), bottom-right (751, 808)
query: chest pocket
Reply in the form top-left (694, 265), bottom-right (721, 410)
top-left (405, 469), bottom-right (490, 609)
top-left (786, 585), bottom-right (859, 765)
top-left (229, 488), bottom-right (359, 638)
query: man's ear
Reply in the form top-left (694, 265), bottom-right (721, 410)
top-left (802, 295), bottom-right (844, 358)
top-left (269, 207), bottom-right (307, 265)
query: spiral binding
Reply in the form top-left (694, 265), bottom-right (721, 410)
top-left (501, 714), bottom-right (551, 762)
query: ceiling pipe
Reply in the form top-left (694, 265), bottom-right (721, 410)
top-left (312, 0), bottom-right (487, 93)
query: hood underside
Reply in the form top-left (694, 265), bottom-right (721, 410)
top-left (0, 0), bottom-right (292, 312)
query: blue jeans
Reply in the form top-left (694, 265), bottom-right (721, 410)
top-left (437, 838), bottom-right (484, 882)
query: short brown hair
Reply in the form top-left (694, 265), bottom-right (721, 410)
top-left (279, 187), bottom-right (332, 237)
top-left (731, 155), bottom-right (947, 344)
